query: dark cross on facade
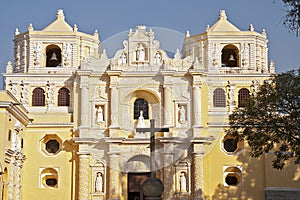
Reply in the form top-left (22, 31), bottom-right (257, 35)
top-left (136, 119), bottom-right (169, 178)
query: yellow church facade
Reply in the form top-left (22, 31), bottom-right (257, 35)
top-left (1, 9), bottom-right (300, 200)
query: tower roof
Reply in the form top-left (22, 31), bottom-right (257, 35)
top-left (43, 9), bottom-right (73, 32)
top-left (209, 10), bottom-right (240, 32)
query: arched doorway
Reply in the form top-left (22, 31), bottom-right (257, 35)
top-left (128, 172), bottom-right (150, 200)
top-left (123, 155), bottom-right (153, 200)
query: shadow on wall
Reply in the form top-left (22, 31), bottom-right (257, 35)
top-left (210, 146), bottom-right (300, 200)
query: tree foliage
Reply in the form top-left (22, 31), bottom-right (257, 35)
top-left (226, 69), bottom-right (300, 169)
top-left (282, 0), bottom-right (300, 36)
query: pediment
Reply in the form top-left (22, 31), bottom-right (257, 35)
top-left (43, 10), bottom-right (73, 32)
top-left (129, 25), bottom-right (154, 41)
top-left (209, 10), bottom-right (240, 32)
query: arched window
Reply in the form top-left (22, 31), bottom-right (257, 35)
top-left (238, 88), bottom-right (250, 107)
top-left (134, 98), bottom-right (149, 119)
top-left (221, 45), bottom-right (239, 67)
top-left (32, 88), bottom-right (45, 106)
top-left (223, 167), bottom-right (242, 186)
top-left (46, 44), bottom-right (62, 67)
top-left (40, 168), bottom-right (58, 188)
top-left (58, 88), bottom-right (70, 106)
top-left (213, 88), bottom-right (226, 107)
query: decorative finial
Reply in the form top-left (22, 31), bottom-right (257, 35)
top-left (186, 30), bottom-right (190, 37)
top-left (262, 29), bottom-right (266, 37)
top-left (6, 61), bottom-right (13, 73)
top-left (94, 29), bottom-right (98, 37)
top-left (15, 28), bottom-right (20, 35)
top-left (174, 49), bottom-right (181, 59)
top-left (269, 60), bottom-right (275, 73)
top-left (206, 25), bottom-right (210, 32)
top-left (136, 25), bottom-right (146, 30)
top-left (28, 23), bottom-right (33, 31)
top-left (73, 24), bottom-right (78, 32)
top-left (219, 10), bottom-right (227, 20)
top-left (56, 9), bottom-right (65, 20)
top-left (249, 24), bottom-right (254, 31)
top-left (100, 49), bottom-right (108, 60)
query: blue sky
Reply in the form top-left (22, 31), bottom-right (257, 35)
top-left (0, 0), bottom-right (299, 87)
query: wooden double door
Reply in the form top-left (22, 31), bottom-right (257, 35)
top-left (128, 172), bottom-right (150, 200)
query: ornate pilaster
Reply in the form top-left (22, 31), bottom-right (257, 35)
top-left (15, 163), bottom-right (21, 200)
top-left (163, 86), bottom-right (173, 127)
top-left (80, 86), bottom-right (89, 127)
top-left (192, 85), bottom-right (201, 127)
top-left (110, 86), bottom-right (119, 128)
top-left (108, 152), bottom-right (120, 200)
top-left (163, 153), bottom-right (174, 199)
top-left (8, 162), bottom-right (15, 200)
top-left (46, 82), bottom-right (55, 106)
top-left (227, 83), bottom-right (236, 111)
top-left (78, 154), bottom-right (90, 200)
top-left (192, 145), bottom-right (204, 200)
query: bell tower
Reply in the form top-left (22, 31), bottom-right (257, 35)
top-left (11, 9), bottom-right (100, 74)
top-left (2, 11), bottom-right (102, 199)
top-left (4, 9), bottom-right (100, 109)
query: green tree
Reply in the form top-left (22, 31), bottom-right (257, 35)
top-left (226, 69), bottom-right (300, 169)
top-left (281, 0), bottom-right (300, 36)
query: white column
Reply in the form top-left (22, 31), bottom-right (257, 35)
top-left (78, 154), bottom-right (90, 200)
top-left (193, 86), bottom-right (201, 126)
top-left (164, 86), bottom-right (173, 127)
top-left (108, 152), bottom-right (120, 200)
top-left (8, 162), bottom-right (15, 200)
top-left (15, 163), bottom-right (21, 200)
top-left (110, 87), bottom-right (119, 128)
top-left (163, 153), bottom-right (174, 199)
top-left (192, 150), bottom-right (204, 200)
top-left (80, 86), bottom-right (89, 127)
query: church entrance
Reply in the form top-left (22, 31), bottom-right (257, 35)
top-left (128, 172), bottom-right (150, 200)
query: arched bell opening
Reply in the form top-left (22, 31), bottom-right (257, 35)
top-left (221, 45), bottom-right (239, 67)
top-left (46, 44), bottom-right (62, 67)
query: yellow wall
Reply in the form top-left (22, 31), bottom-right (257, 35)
top-left (204, 136), bottom-right (266, 200)
top-left (21, 127), bottom-right (73, 200)
top-left (265, 155), bottom-right (300, 188)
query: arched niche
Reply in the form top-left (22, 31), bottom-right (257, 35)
top-left (121, 89), bottom-right (161, 129)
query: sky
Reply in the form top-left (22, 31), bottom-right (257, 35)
top-left (0, 0), bottom-right (299, 88)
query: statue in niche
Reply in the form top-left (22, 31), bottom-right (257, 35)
top-left (118, 52), bottom-right (127, 65)
top-left (180, 173), bottom-right (187, 192)
top-left (227, 83), bottom-right (235, 106)
top-left (136, 44), bottom-right (145, 61)
top-left (46, 84), bottom-right (55, 105)
top-left (137, 110), bottom-right (146, 128)
top-left (154, 52), bottom-right (161, 65)
top-left (95, 172), bottom-right (103, 192)
top-left (179, 105), bottom-right (186, 122)
top-left (250, 80), bottom-right (258, 97)
top-left (96, 106), bottom-right (104, 122)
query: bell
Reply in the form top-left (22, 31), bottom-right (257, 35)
top-left (228, 54), bottom-right (235, 61)
top-left (50, 52), bottom-right (58, 61)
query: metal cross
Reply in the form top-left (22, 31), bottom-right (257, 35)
top-left (136, 119), bottom-right (169, 178)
